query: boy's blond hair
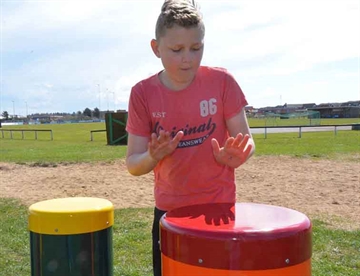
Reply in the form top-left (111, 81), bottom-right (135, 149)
top-left (155, 0), bottom-right (205, 40)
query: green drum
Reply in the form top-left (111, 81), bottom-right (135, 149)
top-left (28, 197), bottom-right (114, 276)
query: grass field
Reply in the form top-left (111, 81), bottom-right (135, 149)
top-left (0, 123), bottom-right (126, 163)
top-left (0, 120), bottom-right (359, 163)
top-left (0, 120), bottom-right (359, 275)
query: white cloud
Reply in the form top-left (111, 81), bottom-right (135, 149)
top-left (205, 0), bottom-right (359, 73)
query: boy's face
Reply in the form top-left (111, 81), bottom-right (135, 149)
top-left (151, 24), bottom-right (204, 87)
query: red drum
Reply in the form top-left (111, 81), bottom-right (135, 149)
top-left (160, 203), bottom-right (312, 275)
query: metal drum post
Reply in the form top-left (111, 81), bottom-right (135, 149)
top-left (160, 202), bottom-right (312, 276)
top-left (28, 197), bottom-right (114, 276)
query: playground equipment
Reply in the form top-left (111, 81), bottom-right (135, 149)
top-left (160, 202), bottom-right (312, 275)
top-left (105, 111), bottom-right (128, 145)
top-left (28, 197), bottom-right (114, 276)
top-left (28, 199), bottom-right (312, 275)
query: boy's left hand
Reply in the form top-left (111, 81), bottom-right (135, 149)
top-left (211, 133), bottom-right (253, 168)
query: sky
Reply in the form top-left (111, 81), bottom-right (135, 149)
top-left (1, 0), bottom-right (359, 116)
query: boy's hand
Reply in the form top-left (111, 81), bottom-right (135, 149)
top-left (211, 133), bottom-right (253, 168)
top-left (148, 130), bottom-right (184, 161)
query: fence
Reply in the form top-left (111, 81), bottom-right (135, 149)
top-left (0, 129), bottom-right (53, 140)
top-left (251, 124), bottom-right (359, 139)
top-left (90, 129), bottom-right (106, 141)
top-left (89, 124), bottom-right (359, 142)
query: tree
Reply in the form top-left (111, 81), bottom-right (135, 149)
top-left (83, 108), bottom-right (92, 117)
top-left (93, 107), bottom-right (100, 119)
top-left (2, 111), bottom-right (9, 120)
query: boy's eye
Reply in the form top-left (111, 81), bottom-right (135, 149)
top-left (170, 46), bottom-right (202, 52)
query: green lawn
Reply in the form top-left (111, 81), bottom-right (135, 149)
top-left (0, 123), bottom-right (126, 163)
top-left (253, 131), bottom-right (360, 160)
top-left (0, 122), bottom-right (359, 163)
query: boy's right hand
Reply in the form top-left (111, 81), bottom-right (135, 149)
top-left (148, 130), bottom-right (184, 161)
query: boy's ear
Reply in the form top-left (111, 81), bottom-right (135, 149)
top-left (151, 39), bottom-right (161, 58)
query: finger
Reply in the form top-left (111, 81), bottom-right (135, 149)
top-left (233, 133), bottom-right (244, 147)
top-left (242, 143), bottom-right (253, 159)
top-left (171, 131), bottom-right (184, 143)
top-left (158, 131), bottom-right (170, 144)
top-left (173, 131), bottom-right (184, 142)
top-left (238, 134), bottom-right (250, 150)
top-left (168, 131), bottom-right (184, 150)
top-left (150, 133), bottom-right (158, 147)
top-left (157, 130), bottom-right (165, 142)
top-left (211, 138), bottom-right (220, 155)
top-left (224, 137), bottom-right (235, 148)
top-left (148, 140), bottom-right (160, 161)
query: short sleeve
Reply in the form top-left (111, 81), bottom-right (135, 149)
top-left (222, 71), bottom-right (248, 119)
top-left (125, 84), bottom-right (152, 137)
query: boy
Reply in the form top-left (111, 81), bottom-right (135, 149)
top-left (125, 1), bottom-right (255, 275)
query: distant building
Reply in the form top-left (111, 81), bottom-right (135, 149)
top-left (29, 114), bottom-right (64, 121)
top-left (256, 101), bottom-right (359, 118)
top-left (308, 101), bottom-right (360, 118)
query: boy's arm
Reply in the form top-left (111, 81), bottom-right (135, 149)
top-left (126, 133), bottom-right (158, 176)
top-left (226, 108), bottom-right (255, 160)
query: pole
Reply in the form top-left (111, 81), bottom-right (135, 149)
top-left (25, 101), bottom-right (28, 118)
top-left (106, 88), bottom-right (109, 111)
top-left (97, 84), bottom-right (101, 119)
top-left (12, 101), bottom-right (15, 119)
top-left (97, 84), bottom-right (101, 111)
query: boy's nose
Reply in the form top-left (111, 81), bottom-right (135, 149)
top-left (181, 51), bottom-right (191, 63)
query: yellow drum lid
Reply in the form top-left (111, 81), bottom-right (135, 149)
top-left (28, 197), bottom-right (114, 235)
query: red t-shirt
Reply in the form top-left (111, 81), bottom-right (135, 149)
top-left (126, 66), bottom-right (248, 211)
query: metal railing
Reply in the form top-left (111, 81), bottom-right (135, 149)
top-left (90, 129), bottom-right (106, 141)
top-left (251, 124), bottom-right (359, 138)
top-left (89, 123), bottom-right (360, 141)
top-left (0, 129), bottom-right (53, 140)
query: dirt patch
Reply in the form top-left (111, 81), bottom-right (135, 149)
top-left (1, 156), bottom-right (359, 230)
